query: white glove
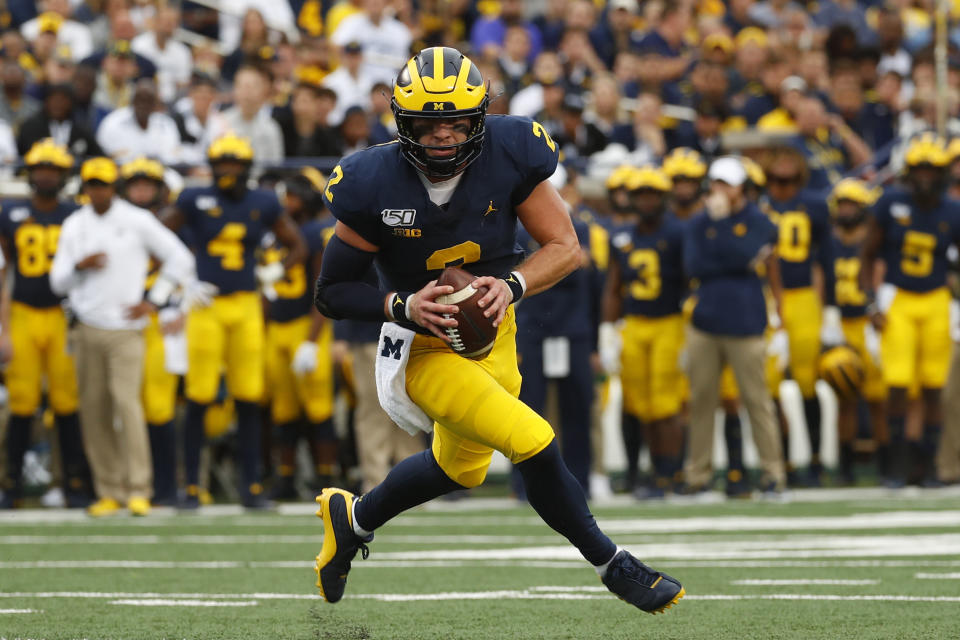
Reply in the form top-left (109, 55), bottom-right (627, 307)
top-left (820, 305), bottom-right (844, 348)
top-left (951, 300), bottom-right (960, 343)
top-left (598, 322), bottom-right (622, 375)
top-left (292, 341), bottom-right (319, 375)
top-left (767, 328), bottom-right (790, 372)
top-left (256, 261), bottom-right (285, 287)
top-left (864, 322), bottom-right (881, 365)
top-left (182, 280), bottom-right (218, 310)
top-left (876, 283), bottom-right (897, 314)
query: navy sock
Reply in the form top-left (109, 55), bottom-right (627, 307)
top-left (354, 449), bottom-right (460, 532)
top-left (235, 401), bottom-right (262, 489)
top-left (183, 400), bottom-right (206, 487)
top-left (724, 413), bottom-right (744, 473)
top-left (803, 397), bottom-right (821, 465)
top-left (4, 415), bottom-right (32, 494)
top-left (888, 415), bottom-right (907, 483)
top-left (148, 421), bottom-right (177, 502)
top-left (621, 413), bottom-right (643, 490)
top-left (55, 413), bottom-right (90, 493)
top-left (517, 441), bottom-right (617, 566)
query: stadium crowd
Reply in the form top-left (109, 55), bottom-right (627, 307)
top-left (1, 0), bottom-right (960, 514)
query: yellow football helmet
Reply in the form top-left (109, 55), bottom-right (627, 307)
top-left (391, 47), bottom-right (489, 178)
top-left (904, 133), bottom-right (949, 168)
top-left (947, 137), bottom-right (960, 163)
top-left (121, 156), bottom-right (165, 182)
top-left (24, 138), bottom-right (73, 170)
top-left (605, 165), bottom-right (636, 190)
top-left (829, 178), bottom-right (881, 212)
top-left (818, 345), bottom-right (864, 400)
top-left (741, 157), bottom-right (766, 188)
top-left (284, 167), bottom-right (327, 214)
top-left (208, 134), bottom-right (254, 195)
top-left (626, 166), bottom-right (672, 192)
top-left (662, 148), bottom-right (707, 180)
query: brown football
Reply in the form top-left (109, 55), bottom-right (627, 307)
top-left (435, 266), bottom-right (497, 360)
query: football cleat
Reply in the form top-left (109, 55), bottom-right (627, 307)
top-left (87, 497), bottom-right (121, 517)
top-left (602, 550), bottom-right (685, 614)
top-left (128, 496), bottom-right (151, 517)
top-left (314, 488), bottom-right (372, 603)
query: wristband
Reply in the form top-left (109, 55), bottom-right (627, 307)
top-left (501, 271), bottom-right (526, 304)
top-left (388, 291), bottom-right (414, 321)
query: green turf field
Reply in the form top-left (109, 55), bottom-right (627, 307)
top-left (2, 487), bottom-right (960, 639)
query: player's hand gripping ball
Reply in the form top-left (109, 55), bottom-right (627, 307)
top-left (435, 267), bottom-right (497, 360)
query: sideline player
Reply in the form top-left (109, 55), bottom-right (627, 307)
top-left (312, 47), bottom-right (684, 613)
top-left (0, 139), bottom-right (90, 508)
top-left (163, 134), bottom-right (306, 508)
top-left (861, 134), bottom-right (960, 486)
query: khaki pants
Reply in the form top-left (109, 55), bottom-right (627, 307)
top-left (74, 323), bottom-right (151, 501)
top-left (685, 327), bottom-right (785, 488)
top-left (938, 343), bottom-right (960, 482)
top-left (350, 342), bottom-right (423, 492)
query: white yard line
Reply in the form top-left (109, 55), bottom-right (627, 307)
top-left (915, 572), bottom-right (960, 579)
top-left (730, 579), bottom-right (880, 586)
top-left (0, 608), bottom-right (41, 614)
top-left (108, 599), bottom-right (258, 607)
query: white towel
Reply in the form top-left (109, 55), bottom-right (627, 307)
top-left (375, 322), bottom-right (434, 436)
top-left (159, 307), bottom-right (188, 375)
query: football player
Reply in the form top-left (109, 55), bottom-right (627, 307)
top-left (163, 134), bottom-right (307, 508)
top-left (662, 147), bottom-right (707, 221)
top-left (821, 178), bottom-right (888, 484)
top-left (760, 145), bottom-right (832, 485)
top-left (120, 157), bottom-right (181, 505)
top-left (861, 134), bottom-right (960, 486)
top-left (601, 166), bottom-right (686, 498)
top-left (264, 168), bottom-right (337, 499)
top-left (312, 47), bottom-right (684, 613)
top-left (0, 139), bottom-right (90, 508)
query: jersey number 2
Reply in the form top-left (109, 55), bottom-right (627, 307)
top-left (425, 241), bottom-right (481, 270)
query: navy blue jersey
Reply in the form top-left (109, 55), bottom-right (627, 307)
top-left (176, 186), bottom-right (282, 294)
top-left (759, 190), bottom-right (831, 290)
top-left (0, 199), bottom-right (77, 308)
top-left (610, 216), bottom-right (686, 318)
top-left (828, 233), bottom-right (869, 318)
top-left (874, 188), bottom-right (960, 293)
top-left (684, 204), bottom-right (777, 336)
top-left (267, 216), bottom-right (333, 322)
top-left (515, 217), bottom-right (594, 341)
top-left (322, 115), bottom-right (559, 295)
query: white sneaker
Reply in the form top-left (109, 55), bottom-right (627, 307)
top-left (590, 473), bottom-right (615, 502)
top-left (41, 487), bottom-right (65, 508)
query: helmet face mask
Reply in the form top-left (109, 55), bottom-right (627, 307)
top-left (211, 159), bottom-right (251, 199)
top-left (833, 200), bottom-right (866, 229)
top-left (630, 188), bottom-right (667, 223)
top-left (28, 164), bottom-right (66, 198)
top-left (392, 47), bottom-right (489, 180)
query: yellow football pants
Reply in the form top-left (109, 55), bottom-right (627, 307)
top-left (882, 287), bottom-right (952, 389)
top-left (265, 316), bottom-right (334, 424)
top-left (781, 287), bottom-right (821, 397)
top-left (841, 316), bottom-right (887, 402)
top-left (620, 314), bottom-right (685, 421)
top-left (186, 291), bottom-right (264, 403)
top-left (142, 313), bottom-right (179, 425)
top-left (6, 302), bottom-right (78, 416)
top-left (404, 306), bottom-right (555, 488)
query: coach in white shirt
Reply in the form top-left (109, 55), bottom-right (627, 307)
top-left (96, 80), bottom-right (184, 166)
top-left (331, 0), bottom-right (413, 85)
top-left (323, 41), bottom-right (374, 127)
top-left (131, 5), bottom-right (193, 104)
top-left (50, 157), bottom-right (195, 517)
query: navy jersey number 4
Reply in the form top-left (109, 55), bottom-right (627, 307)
top-left (322, 115), bottom-right (559, 293)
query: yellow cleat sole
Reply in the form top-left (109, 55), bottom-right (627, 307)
top-left (650, 587), bottom-right (685, 615)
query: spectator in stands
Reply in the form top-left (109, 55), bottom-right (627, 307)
top-left (589, 0), bottom-right (639, 70)
top-left (367, 81), bottom-right (396, 145)
top-left (92, 40), bottom-right (138, 111)
top-left (17, 83), bottom-right (101, 158)
top-left (275, 82), bottom-right (341, 158)
top-left (206, 63), bottom-right (284, 164)
top-left (71, 63), bottom-right (110, 134)
top-left (331, 0), bottom-right (413, 85)
top-left (748, 0), bottom-right (803, 30)
top-left (222, 8), bottom-right (271, 84)
top-left (96, 79), bottom-right (184, 165)
top-left (633, 1), bottom-right (693, 88)
top-left (322, 41), bottom-right (373, 127)
top-left (589, 74), bottom-right (631, 144)
top-left (50, 157), bottom-right (195, 518)
top-left (830, 66), bottom-right (896, 152)
top-left (219, 0), bottom-right (296, 54)
top-left (877, 8), bottom-right (911, 79)
top-left (21, 1), bottom-right (94, 62)
top-left (172, 72), bottom-right (219, 166)
top-left (509, 51), bottom-right (564, 118)
top-left (558, 28), bottom-right (606, 91)
top-left (792, 94), bottom-right (871, 190)
top-left (0, 118), bottom-right (15, 166)
top-left (338, 105), bottom-right (370, 157)
top-left (132, 4), bottom-right (193, 104)
top-left (667, 101), bottom-right (726, 160)
top-left (556, 92), bottom-right (608, 159)
top-left (0, 59), bottom-right (40, 134)
top-left (740, 50), bottom-right (791, 125)
top-left (725, 0), bottom-right (757, 34)
top-left (497, 26), bottom-right (533, 97)
top-left (471, 0), bottom-right (543, 62)
top-left (624, 91), bottom-right (666, 158)
top-left (533, 0), bottom-right (570, 52)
